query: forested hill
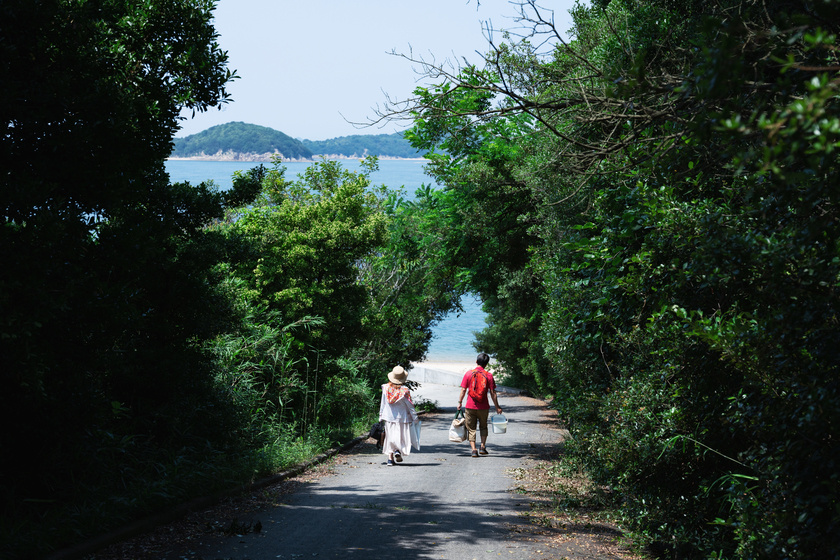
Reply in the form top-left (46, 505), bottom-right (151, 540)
top-left (171, 122), bottom-right (423, 160)
top-left (171, 122), bottom-right (312, 160)
top-left (301, 133), bottom-right (423, 159)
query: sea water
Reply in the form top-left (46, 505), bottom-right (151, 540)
top-left (164, 159), bottom-right (487, 362)
top-left (165, 158), bottom-right (436, 198)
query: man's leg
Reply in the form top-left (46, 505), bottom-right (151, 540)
top-left (464, 408), bottom-right (479, 452)
top-left (476, 408), bottom-right (490, 450)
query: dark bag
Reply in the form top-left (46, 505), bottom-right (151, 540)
top-left (368, 421), bottom-right (385, 449)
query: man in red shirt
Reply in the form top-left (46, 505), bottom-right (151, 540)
top-left (457, 352), bottom-right (503, 457)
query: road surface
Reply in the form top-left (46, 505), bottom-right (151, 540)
top-left (187, 380), bottom-right (566, 560)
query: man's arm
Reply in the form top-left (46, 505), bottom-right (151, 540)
top-left (457, 386), bottom-right (467, 410)
top-left (490, 389), bottom-right (502, 415)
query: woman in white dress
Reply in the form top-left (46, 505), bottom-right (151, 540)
top-left (378, 366), bottom-right (420, 466)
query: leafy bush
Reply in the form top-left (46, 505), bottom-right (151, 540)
top-left (397, 0), bottom-right (840, 557)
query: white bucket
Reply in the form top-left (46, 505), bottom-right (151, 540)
top-left (490, 413), bottom-right (508, 434)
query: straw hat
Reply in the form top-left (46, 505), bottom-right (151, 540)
top-left (387, 365), bottom-right (407, 385)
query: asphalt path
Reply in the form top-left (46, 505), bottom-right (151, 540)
top-left (191, 382), bottom-right (565, 560)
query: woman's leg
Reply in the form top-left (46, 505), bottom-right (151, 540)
top-left (382, 421), bottom-right (394, 457)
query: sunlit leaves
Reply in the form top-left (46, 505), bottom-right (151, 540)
top-left (219, 158), bottom-right (388, 356)
top-left (399, 0), bottom-right (840, 557)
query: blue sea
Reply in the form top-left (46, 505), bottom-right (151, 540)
top-left (165, 158), bottom-right (487, 362)
top-left (165, 158), bottom-right (437, 197)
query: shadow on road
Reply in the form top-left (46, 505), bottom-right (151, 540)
top-left (193, 388), bottom-right (580, 559)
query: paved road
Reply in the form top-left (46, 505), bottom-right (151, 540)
top-left (191, 382), bottom-right (565, 560)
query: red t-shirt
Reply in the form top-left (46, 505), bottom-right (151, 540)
top-left (460, 366), bottom-right (496, 410)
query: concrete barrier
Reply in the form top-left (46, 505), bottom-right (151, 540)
top-left (408, 364), bottom-right (466, 387)
top-left (408, 364), bottom-right (522, 396)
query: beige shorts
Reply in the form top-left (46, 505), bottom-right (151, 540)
top-left (464, 407), bottom-right (489, 442)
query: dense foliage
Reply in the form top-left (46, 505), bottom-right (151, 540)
top-left (390, 0), bottom-right (840, 557)
top-left (205, 158), bottom-right (461, 439)
top-left (1, 1), bottom-right (243, 555)
top-left (172, 121), bottom-right (314, 159)
top-left (0, 3), bottom-right (449, 557)
top-left (8, 0), bottom-right (839, 558)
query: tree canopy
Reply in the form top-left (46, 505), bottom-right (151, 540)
top-left (2, 1), bottom-right (250, 555)
top-left (1, 4), bottom-right (452, 555)
top-left (7, 1), bottom-right (840, 557)
top-left (382, 0), bottom-right (840, 557)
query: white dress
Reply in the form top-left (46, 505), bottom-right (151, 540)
top-left (379, 383), bottom-right (420, 455)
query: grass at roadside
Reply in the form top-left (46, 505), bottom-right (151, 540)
top-left (11, 417), bottom-right (377, 560)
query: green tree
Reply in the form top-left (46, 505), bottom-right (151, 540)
top-left (0, 1), bottom-right (246, 555)
top-left (211, 158), bottom-right (393, 434)
top-left (400, 66), bottom-right (550, 388)
top-left (386, 0), bottom-right (840, 556)
top-left (534, 3), bottom-right (840, 556)
top-left (356, 184), bottom-right (467, 372)
top-left (219, 158), bottom-right (389, 356)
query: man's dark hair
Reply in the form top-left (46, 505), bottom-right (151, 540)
top-left (476, 352), bottom-right (490, 368)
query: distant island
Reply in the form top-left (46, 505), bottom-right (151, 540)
top-left (170, 122), bottom-right (426, 161)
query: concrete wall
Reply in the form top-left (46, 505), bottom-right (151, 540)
top-left (409, 364), bottom-right (522, 397)
top-left (408, 365), bottom-right (466, 387)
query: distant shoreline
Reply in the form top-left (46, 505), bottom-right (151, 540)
top-left (167, 154), bottom-right (429, 163)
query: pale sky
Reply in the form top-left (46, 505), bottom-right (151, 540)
top-left (176, 0), bottom-right (577, 140)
